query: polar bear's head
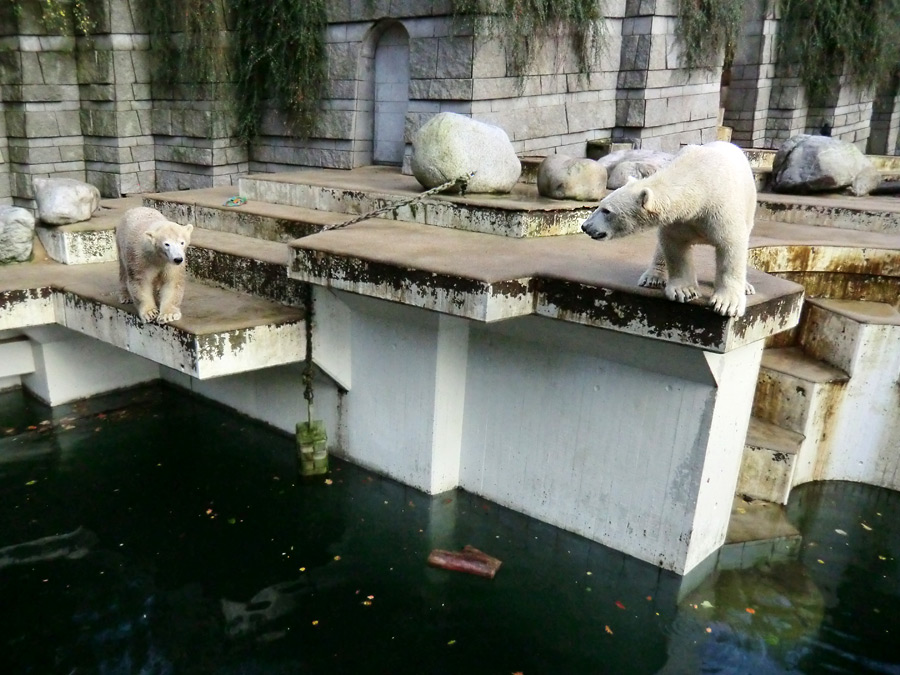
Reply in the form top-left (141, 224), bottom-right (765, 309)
top-left (148, 221), bottom-right (193, 265)
top-left (581, 176), bottom-right (660, 241)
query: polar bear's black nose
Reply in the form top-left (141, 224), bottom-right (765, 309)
top-left (174, 257), bottom-right (183, 264)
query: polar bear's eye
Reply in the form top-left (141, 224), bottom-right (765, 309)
top-left (600, 207), bottom-right (611, 215)
top-left (164, 242), bottom-right (170, 247)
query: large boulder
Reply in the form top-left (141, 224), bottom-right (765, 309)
top-left (772, 134), bottom-right (880, 196)
top-left (597, 149), bottom-right (674, 189)
top-left (0, 206), bottom-right (36, 263)
top-left (411, 113), bottom-right (521, 194)
top-left (33, 177), bottom-right (101, 225)
top-left (536, 155), bottom-right (606, 201)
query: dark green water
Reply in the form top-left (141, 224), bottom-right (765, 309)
top-left (1, 384), bottom-right (898, 674)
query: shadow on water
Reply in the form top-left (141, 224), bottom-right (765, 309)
top-left (0, 384), bottom-right (898, 674)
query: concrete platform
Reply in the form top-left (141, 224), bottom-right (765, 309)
top-left (0, 260), bottom-right (306, 379)
top-left (239, 165), bottom-right (596, 238)
top-left (288, 218), bottom-right (805, 352)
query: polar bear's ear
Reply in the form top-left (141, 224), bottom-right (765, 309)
top-left (145, 231), bottom-right (156, 242)
top-left (183, 223), bottom-right (194, 235)
top-left (640, 187), bottom-right (656, 213)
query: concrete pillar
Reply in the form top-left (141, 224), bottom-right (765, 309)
top-left (613, 0), bottom-right (722, 151)
top-left (867, 76), bottom-right (900, 155)
top-left (22, 325), bottom-right (159, 406)
top-left (723, 0), bottom-right (778, 147)
top-left (336, 293), bottom-right (469, 494)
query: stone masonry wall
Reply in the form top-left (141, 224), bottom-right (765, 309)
top-left (612, 0), bottom-right (721, 152)
top-left (2, 0), bottom-right (898, 205)
top-left (868, 76), bottom-right (900, 155)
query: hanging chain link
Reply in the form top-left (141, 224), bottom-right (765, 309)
top-left (320, 172), bottom-right (475, 232)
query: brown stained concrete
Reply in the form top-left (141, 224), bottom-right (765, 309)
top-left (0, 260), bottom-right (304, 335)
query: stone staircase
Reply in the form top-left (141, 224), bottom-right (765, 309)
top-left (736, 293), bottom-right (900, 508)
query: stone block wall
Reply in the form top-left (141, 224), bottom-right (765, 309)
top-left (611, 0), bottom-right (721, 152)
top-left (868, 76), bottom-right (900, 155)
top-left (723, 0), bottom-right (777, 147)
top-left (2, 0), bottom-right (897, 204)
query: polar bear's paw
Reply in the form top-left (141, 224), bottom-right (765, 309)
top-left (638, 270), bottom-right (667, 289)
top-left (138, 306), bottom-right (159, 323)
top-left (745, 281), bottom-right (756, 295)
top-left (665, 282), bottom-right (700, 304)
top-left (118, 291), bottom-right (132, 304)
top-left (710, 288), bottom-right (746, 317)
top-left (156, 310), bottom-right (181, 324)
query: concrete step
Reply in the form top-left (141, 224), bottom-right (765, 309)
top-left (756, 192), bottom-right (900, 234)
top-left (752, 346), bottom-right (849, 435)
top-left (800, 298), bottom-right (900, 375)
top-left (35, 197), bottom-right (142, 265)
top-left (239, 165), bottom-right (594, 238)
top-left (0, 261), bottom-right (306, 380)
top-left (143, 186), bottom-right (348, 243)
top-left (717, 496), bottom-right (801, 570)
top-left (736, 417), bottom-right (805, 505)
top-left (188, 229), bottom-right (307, 307)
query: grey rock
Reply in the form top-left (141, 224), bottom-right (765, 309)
top-left (33, 177), bottom-right (101, 225)
top-left (537, 155), bottom-right (606, 201)
top-left (411, 113), bottom-right (521, 194)
top-left (0, 205), bottom-right (36, 263)
top-left (772, 134), bottom-right (881, 196)
top-left (597, 149), bottom-right (674, 189)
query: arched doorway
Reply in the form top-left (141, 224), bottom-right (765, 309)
top-left (372, 24), bottom-right (410, 165)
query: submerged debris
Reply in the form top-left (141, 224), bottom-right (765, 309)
top-left (427, 545), bottom-right (502, 579)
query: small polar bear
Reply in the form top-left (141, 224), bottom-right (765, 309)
top-left (581, 141), bottom-right (756, 317)
top-left (116, 206), bottom-right (193, 324)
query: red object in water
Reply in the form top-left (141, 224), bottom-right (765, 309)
top-left (427, 545), bottom-right (502, 579)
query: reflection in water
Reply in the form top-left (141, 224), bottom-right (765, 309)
top-left (0, 385), bottom-right (898, 674)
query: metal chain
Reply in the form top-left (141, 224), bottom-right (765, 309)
top-left (321, 172), bottom-right (475, 232)
top-left (302, 283), bottom-right (314, 424)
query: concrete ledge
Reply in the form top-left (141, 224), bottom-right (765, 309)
top-left (289, 219), bottom-right (805, 353)
top-left (0, 261), bottom-right (306, 379)
top-left (757, 193), bottom-right (900, 233)
top-left (36, 197), bottom-right (142, 265)
top-left (240, 166), bottom-right (595, 238)
top-left (145, 186), bottom-right (348, 243)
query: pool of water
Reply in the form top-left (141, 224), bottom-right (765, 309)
top-left (1, 384), bottom-right (898, 674)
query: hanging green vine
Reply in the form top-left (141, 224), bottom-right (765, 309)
top-left (451, 0), bottom-right (604, 76)
top-left (8, 0), bottom-right (103, 37)
top-left (230, 0), bottom-right (328, 142)
top-left (778, 0), bottom-right (900, 103)
top-left (146, 0), bottom-right (229, 90)
top-left (674, 0), bottom-right (743, 71)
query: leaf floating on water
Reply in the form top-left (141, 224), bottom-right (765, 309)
top-left (25, 480), bottom-right (37, 486)
top-left (324, 479), bottom-right (333, 485)
top-left (835, 529), bottom-right (847, 536)
top-left (227, 518), bottom-right (236, 525)
top-left (615, 601), bottom-right (626, 610)
top-left (861, 522), bottom-right (873, 531)
top-left (817, 559), bottom-right (825, 564)
top-left (700, 600), bottom-right (714, 609)
top-left (878, 555), bottom-right (887, 561)
top-left (447, 640), bottom-right (456, 646)
top-left (705, 627), bottom-right (712, 633)
top-left (604, 625), bottom-right (613, 635)
top-left (745, 607), bottom-right (756, 615)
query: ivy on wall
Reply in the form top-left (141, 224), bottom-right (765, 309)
top-left (451, 0), bottom-right (605, 76)
top-left (778, 0), bottom-right (900, 103)
top-left (674, 0), bottom-right (743, 71)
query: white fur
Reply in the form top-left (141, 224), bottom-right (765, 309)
top-left (116, 207), bottom-right (193, 324)
top-left (581, 141), bottom-right (757, 317)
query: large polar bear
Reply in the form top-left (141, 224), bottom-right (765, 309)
top-left (581, 141), bottom-right (757, 317)
top-left (116, 207), bottom-right (193, 324)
